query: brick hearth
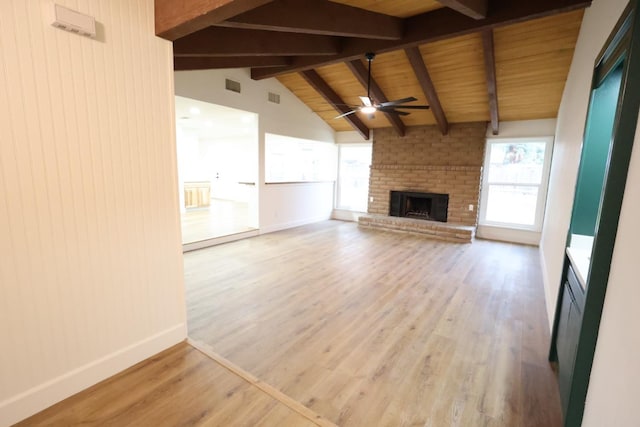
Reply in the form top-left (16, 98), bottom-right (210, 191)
top-left (359, 214), bottom-right (475, 243)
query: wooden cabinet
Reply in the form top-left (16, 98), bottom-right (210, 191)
top-left (556, 263), bottom-right (584, 417)
top-left (184, 181), bottom-right (211, 209)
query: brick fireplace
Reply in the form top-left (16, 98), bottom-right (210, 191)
top-left (360, 122), bottom-right (486, 241)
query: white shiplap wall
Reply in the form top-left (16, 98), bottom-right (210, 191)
top-left (0, 1), bottom-right (186, 424)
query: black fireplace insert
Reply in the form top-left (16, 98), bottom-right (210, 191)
top-left (389, 191), bottom-right (449, 222)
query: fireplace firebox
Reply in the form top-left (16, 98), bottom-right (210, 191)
top-left (389, 191), bottom-right (449, 222)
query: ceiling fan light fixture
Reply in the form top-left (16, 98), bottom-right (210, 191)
top-left (361, 105), bottom-right (377, 114)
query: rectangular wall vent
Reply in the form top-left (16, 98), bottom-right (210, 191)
top-left (225, 79), bottom-right (241, 93)
top-left (268, 92), bottom-right (281, 104)
top-left (50, 4), bottom-right (96, 38)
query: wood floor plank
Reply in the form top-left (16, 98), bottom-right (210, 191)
top-left (185, 220), bottom-right (562, 426)
top-left (23, 221), bottom-right (560, 426)
top-left (15, 343), bottom-right (318, 427)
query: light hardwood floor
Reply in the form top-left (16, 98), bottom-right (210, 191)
top-left (16, 343), bottom-right (321, 426)
top-left (185, 220), bottom-right (561, 426)
top-left (18, 221), bottom-right (561, 426)
top-left (181, 199), bottom-right (253, 244)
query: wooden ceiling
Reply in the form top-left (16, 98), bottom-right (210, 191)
top-left (157, 0), bottom-right (590, 139)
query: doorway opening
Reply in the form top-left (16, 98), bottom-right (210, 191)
top-left (175, 96), bottom-right (259, 247)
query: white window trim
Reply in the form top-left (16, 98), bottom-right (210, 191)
top-left (335, 142), bottom-right (372, 212)
top-left (478, 136), bottom-right (554, 233)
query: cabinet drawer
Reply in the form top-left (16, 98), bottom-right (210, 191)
top-left (567, 264), bottom-right (585, 314)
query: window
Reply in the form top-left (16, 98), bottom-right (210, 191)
top-left (265, 133), bottom-right (337, 183)
top-left (336, 144), bottom-right (372, 212)
top-left (479, 137), bottom-right (553, 231)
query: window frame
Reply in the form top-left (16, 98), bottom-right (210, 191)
top-left (335, 142), bottom-right (372, 212)
top-left (264, 133), bottom-right (337, 184)
top-left (478, 136), bottom-right (555, 232)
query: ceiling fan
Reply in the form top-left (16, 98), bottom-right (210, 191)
top-left (336, 52), bottom-right (431, 119)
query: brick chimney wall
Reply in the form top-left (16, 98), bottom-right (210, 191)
top-left (368, 122), bottom-right (486, 226)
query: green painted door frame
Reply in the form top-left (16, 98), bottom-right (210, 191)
top-left (549, 1), bottom-right (640, 426)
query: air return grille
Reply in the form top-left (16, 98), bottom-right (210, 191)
top-left (225, 79), bottom-right (241, 93)
top-left (268, 92), bottom-right (281, 104)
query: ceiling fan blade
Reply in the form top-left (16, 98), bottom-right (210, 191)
top-left (384, 105), bottom-right (431, 110)
top-left (378, 97), bottom-right (417, 107)
top-left (334, 110), bottom-right (358, 119)
top-left (379, 108), bottom-right (411, 116)
top-left (359, 96), bottom-right (373, 107)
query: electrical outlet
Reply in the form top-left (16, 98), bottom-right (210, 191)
top-left (468, 204), bottom-right (474, 211)
top-left (370, 197), bottom-right (374, 202)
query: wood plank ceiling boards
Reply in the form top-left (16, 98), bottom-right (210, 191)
top-left (160, 0), bottom-right (590, 138)
top-left (300, 69), bottom-right (371, 139)
top-left (345, 59), bottom-right (407, 136)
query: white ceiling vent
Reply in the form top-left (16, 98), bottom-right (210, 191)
top-left (268, 92), bottom-right (281, 104)
top-left (225, 79), bottom-right (241, 93)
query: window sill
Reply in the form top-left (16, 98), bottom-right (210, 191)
top-left (476, 224), bottom-right (541, 246)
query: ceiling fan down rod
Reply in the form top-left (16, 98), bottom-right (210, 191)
top-left (365, 52), bottom-right (375, 103)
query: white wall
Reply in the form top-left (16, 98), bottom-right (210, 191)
top-left (0, 1), bottom-right (186, 425)
top-left (175, 69), bottom-right (336, 233)
top-left (485, 119), bottom-right (557, 139)
top-left (261, 182), bottom-right (335, 233)
top-left (540, 0), bottom-right (640, 425)
top-left (540, 0), bottom-right (628, 327)
top-left (336, 130), bottom-right (370, 144)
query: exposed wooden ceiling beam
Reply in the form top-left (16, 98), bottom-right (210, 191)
top-left (436, 0), bottom-right (488, 20)
top-left (174, 56), bottom-right (290, 71)
top-left (217, 0), bottom-right (403, 40)
top-left (345, 59), bottom-right (406, 137)
top-left (173, 27), bottom-right (340, 57)
top-left (300, 70), bottom-right (370, 140)
top-left (251, 0), bottom-right (591, 79)
top-left (482, 29), bottom-right (500, 135)
top-left (404, 47), bottom-right (449, 135)
top-left (155, 0), bottom-right (274, 41)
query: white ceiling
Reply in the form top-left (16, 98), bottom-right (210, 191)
top-left (174, 95), bottom-right (258, 140)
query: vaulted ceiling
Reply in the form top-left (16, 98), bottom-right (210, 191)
top-left (157, 0), bottom-right (590, 139)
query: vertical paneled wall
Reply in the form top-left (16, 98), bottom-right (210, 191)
top-left (0, 1), bottom-right (186, 424)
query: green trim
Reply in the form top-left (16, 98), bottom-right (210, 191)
top-left (549, 2), bottom-right (640, 426)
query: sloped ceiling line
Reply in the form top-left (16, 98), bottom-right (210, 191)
top-left (249, 0), bottom-right (591, 80)
top-left (404, 47), bottom-right (449, 135)
top-left (156, 0), bottom-right (274, 40)
top-left (435, 0), bottom-right (488, 20)
top-left (214, 0), bottom-right (404, 40)
top-left (174, 56), bottom-right (291, 71)
top-left (162, 1), bottom-right (589, 134)
top-left (481, 29), bottom-right (500, 135)
top-left (173, 27), bottom-right (341, 57)
top-left (300, 69), bottom-right (371, 140)
top-left (345, 59), bottom-right (406, 137)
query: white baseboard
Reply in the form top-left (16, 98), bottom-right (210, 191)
top-left (476, 225), bottom-right (541, 246)
top-left (0, 323), bottom-right (187, 427)
top-left (539, 245), bottom-right (555, 332)
top-left (259, 214), bottom-right (331, 235)
top-left (182, 230), bottom-right (260, 252)
top-left (331, 209), bottom-right (364, 222)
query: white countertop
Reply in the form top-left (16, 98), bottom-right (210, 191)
top-left (566, 234), bottom-right (594, 290)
